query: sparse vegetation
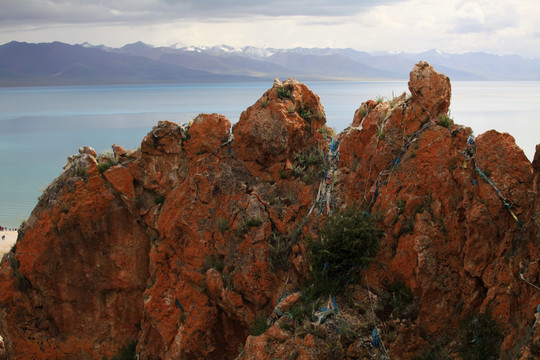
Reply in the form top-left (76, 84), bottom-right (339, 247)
top-left (397, 213), bottom-right (415, 237)
top-left (249, 315), bottom-right (270, 336)
top-left (277, 85), bottom-right (293, 99)
top-left (318, 126), bottom-right (335, 137)
top-left (396, 199), bottom-right (406, 215)
top-left (437, 113), bottom-right (454, 128)
top-left (358, 105), bottom-right (369, 118)
top-left (154, 194), bottom-right (165, 205)
top-left (109, 340), bottom-right (137, 360)
top-left (288, 293), bottom-right (317, 322)
top-left (246, 216), bottom-right (263, 227)
top-left (377, 281), bottom-right (418, 320)
top-left (135, 195), bottom-right (144, 208)
top-left (269, 232), bottom-right (293, 272)
top-left (457, 313), bottom-right (502, 360)
top-left (97, 150), bottom-right (119, 173)
top-left (74, 165), bottom-right (87, 179)
top-left (8, 256), bottom-right (31, 292)
top-left (291, 145), bottom-right (326, 184)
top-left (297, 105), bottom-right (312, 120)
top-left (389, 93), bottom-right (399, 108)
top-left (235, 215), bottom-right (264, 237)
top-left (414, 334), bottom-right (452, 360)
top-left (308, 208), bottom-right (382, 296)
top-left (202, 252), bottom-right (224, 273)
top-left (302, 173), bottom-right (314, 185)
top-left (216, 217), bottom-right (229, 234)
top-left (530, 340), bottom-right (540, 357)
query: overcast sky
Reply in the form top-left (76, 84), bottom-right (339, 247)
top-left (1, 0), bottom-right (539, 57)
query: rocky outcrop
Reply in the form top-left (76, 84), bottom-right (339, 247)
top-left (0, 64), bottom-right (538, 359)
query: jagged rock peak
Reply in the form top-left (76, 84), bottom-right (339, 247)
top-left (0, 63), bottom-right (538, 360)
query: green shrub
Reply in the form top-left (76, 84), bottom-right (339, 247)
top-left (278, 319), bottom-right (293, 331)
top-left (96, 150), bottom-right (119, 174)
top-left (288, 296), bottom-right (316, 322)
top-left (202, 253), bottom-right (224, 273)
top-left (377, 281), bottom-right (418, 320)
top-left (309, 209), bottom-right (382, 295)
top-left (277, 85), bottom-right (293, 99)
top-left (397, 213), bottom-right (415, 237)
top-left (437, 113), bottom-right (454, 128)
top-left (389, 94), bottom-right (399, 108)
top-left (9, 256), bottom-right (31, 292)
top-left (297, 106), bottom-right (312, 120)
top-left (154, 194), bottom-right (165, 205)
top-left (97, 162), bottom-right (112, 173)
top-left (249, 315), bottom-right (270, 336)
top-left (216, 217), bottom-right (229, 233)
top-left (111, 340), bottom-right (137, 360)
top-left (458, 313), bottom-right (502, 360)
top-left (74, 165), bottom-right (87, 178)
top-left (235, 220), bottom-right (250, 237)
top-left (246, 216), bottom-right (263, 227)
top-left (314, 110), bottom-right (325, 121)
top-left (269, 232), bottom-right (292, 272)
top-left (135, 195), bottom-right (144, 208)
top-left (292, 145), bottom-right (325, 182)
top-left (414, 334), bottom-right (451, 360)
top-left (531, 341), bottom-right (540, 357)
top-left (358, 105), bottom-right (369, 118)
top-left (302, 173), bottom-right (314, 185)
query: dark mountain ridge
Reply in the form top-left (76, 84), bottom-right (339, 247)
top-left (1, 41), bottom-right (540, 86)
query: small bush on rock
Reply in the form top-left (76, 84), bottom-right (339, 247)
top-left (458, 312), bottom-right (502, 360)
top-left (249, 315), bottom-right (270, 336)
top-left (110, 340), bottom-right (137, 360)
top-left (277, 85), bottom-right (293, 99)
top-left (377, 281), bottom-right (418, 320)
top-left (437, 113), bottom-right (454, 128)
top-left (308, 209), bottom-right (382, 296)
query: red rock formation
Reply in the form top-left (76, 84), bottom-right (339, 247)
top-left (0, 67), bottom-right (538, 360)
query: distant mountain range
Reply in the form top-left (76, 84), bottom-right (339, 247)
top-left (1, 41), bottom-right (540, 86)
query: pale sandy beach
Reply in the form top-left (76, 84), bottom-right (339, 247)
top-left (0, 231), bottom-right (18, 259)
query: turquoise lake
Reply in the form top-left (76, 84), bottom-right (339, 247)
top-left (1, 81), bottom-right (539, 228)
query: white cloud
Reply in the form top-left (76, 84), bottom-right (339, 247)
top-left (453, 1), bottom-right (519, 33)
top-left (0, 0), bottom-right (539, 58)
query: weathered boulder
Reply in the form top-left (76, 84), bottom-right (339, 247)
top-left (111, 143), bottom-right (127, 157)
top-left (232, 78), bottom-right (326, 176)
top-left (408, 60), bottom-right (451, 117)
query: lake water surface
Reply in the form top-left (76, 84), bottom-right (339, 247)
top-left (1, 81), bottom-right (538, 227)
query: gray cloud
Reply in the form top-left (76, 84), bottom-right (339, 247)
top-left (1, 0), bottom-right (406, 25)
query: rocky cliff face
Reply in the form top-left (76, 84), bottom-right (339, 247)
top-left (0, 64), bottom-right (539, 360)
